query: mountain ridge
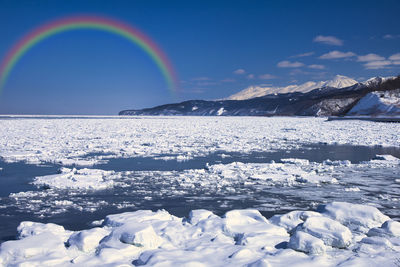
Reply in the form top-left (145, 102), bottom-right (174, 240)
top-left (119, 75), bottom-right (400, 117)
top-left (226, 75), bottom-right (358, 100)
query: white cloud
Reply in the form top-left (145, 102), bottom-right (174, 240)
top-left (247, 74), bottom-right (255, 79)
top-left (221, 78), bottom-right (235, 83)
top-left (319, 50), bottom-right (356, 59)
top-left (313, 35), bottom-right (343, 46)
top-left (277, 60), bottom-right (304, 68)
top-left (258, 73), bottom-right (276, 79)
top-left (358, 53), bottom-right (400, 69)
top-left (289, 69), bottom-right (312, 76)
top-left (187, 89), bottom-right (205, 94)
top-left (233, 69), bottom-right (246, 75)
top-left (389, 53), bottom-right (400, 61)
top-left (197, 81), bottom-right (218, 86)
top-left (357, 54), bottom-right (385, 62)
top-left (290, 52), bottom-right (314, 58)
top-left (308, 64), bottom-right (325, 69)
top-left (192, 77), bottom-right (211, 81)
top-left (363, 60), bottom-right (392, 69)
top-left (383, 34), bottom-right (400, 39)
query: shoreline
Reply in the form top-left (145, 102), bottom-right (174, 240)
top-left (327, 116), bottom-right (400, 123)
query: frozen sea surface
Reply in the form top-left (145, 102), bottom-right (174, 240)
top-left (0, 116), bottom-right (399, 266)
top-left (0, 116), bottom-right (399, 166)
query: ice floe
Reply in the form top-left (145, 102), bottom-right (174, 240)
top-left (32, 167), bottom-right (122, 190)
top-left (288, 231), bottom-right (326, 254)
top-left (1, 117), bottom-right (399, 265)
top-left (1, 202), bottom-right (400, 266)
top-left (3, 154), bottom-right (400, 219)
top-left (294, 216), bottom-right (352, 248)
top-left (0, 117), bottom-right (399, 166)
top-left (319, 202), bottom-right (390, 232)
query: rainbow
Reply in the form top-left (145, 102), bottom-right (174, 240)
top-left (0, 15), bottom-right (178, 93)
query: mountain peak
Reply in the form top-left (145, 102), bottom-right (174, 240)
top-left (363, 76), bottom-right (396, 87)
top-left (226, 75), bottom-right (358, 100)
top-left (323, 75), bottom-right (358, 88)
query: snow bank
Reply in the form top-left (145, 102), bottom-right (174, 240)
top-left (319, 202), bottom-right (390, 232)
top-left (17, 221), bottom-right (72, 242)
top-left (288, 231), bottom-right (326, 254)
top-left (295, 216), bottom-right (352, 248)
top-left (0, 233), bottom-right (69, 266)
top-left (67, 228), bottom-right (110, 252)
top-left (223, 209), bottom-right (289, 248)
top-left (1, 202), bottom-right (400, 266)
top-left (270, 211), bottom-right (323, 232)
top-left (367, 220), bottom-right (400, 238)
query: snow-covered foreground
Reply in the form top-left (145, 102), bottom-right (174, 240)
top-left (1, 202), bottom-right (400, 266)
top-left (0, 116), bottom-right (400, 266)
top-left (0, 116), bottom-right (399, 166)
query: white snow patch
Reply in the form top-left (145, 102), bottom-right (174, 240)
top-left (319, 202), bottom-right (390, 233)
top-left (33, 168), bottom-right (121, 190)
top-left (17, 221), bottom-right (73, 242)
top-left (296, 216), bottom-right (352, 248)
top-left (67, 228), bottom-right (110, 252)
top-left (288, 231), bottom-right (326, 254)
top-left (270, 211), bottom-right (323, 232)
top-left (348, 89), bottom-right (400, 116)
top-left (217, 107), bottom-right (225, 116)
top-left (344, 187), bottom-right (360, 192)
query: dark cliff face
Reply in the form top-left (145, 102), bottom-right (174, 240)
top-left (119, 76), bottom-right (400, 117)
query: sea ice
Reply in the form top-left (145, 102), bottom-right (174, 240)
top-left (269, 211), bottom-right (323, 232)
top-left (0, 117), bottom-right (399, 265)
top-left (0, 117), bottom-right (399, 166)
top-left (367, 220), bottom-right (400, 237)
top-left (288, 231), bottom-right (326, 254)
top-left (3, 155), bottom-right (400, 219)
top-left (295, 216), bottom-right (352, 248)
top-left (319, 202), bottom-right (390, 232)
top-left (67, 227), bottom-right (110, 252)
top-left (17, 221), bottom-right (72, 242)
top-left (33, 167), bottom-right (121, 190)
top-left (1, 202), bottom-right (399, 266)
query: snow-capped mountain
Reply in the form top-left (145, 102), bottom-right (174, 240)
top-left (362, 76), bottom-right (395, 87)
top-left (120, 75), bottom-right (399, 117)
top-left (347, 89), bottom-right (400, 116)
top-left (226, 75), bottom-right (358, 100)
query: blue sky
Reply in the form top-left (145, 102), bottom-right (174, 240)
top-left (0, 0), bottom-right (399, 114)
